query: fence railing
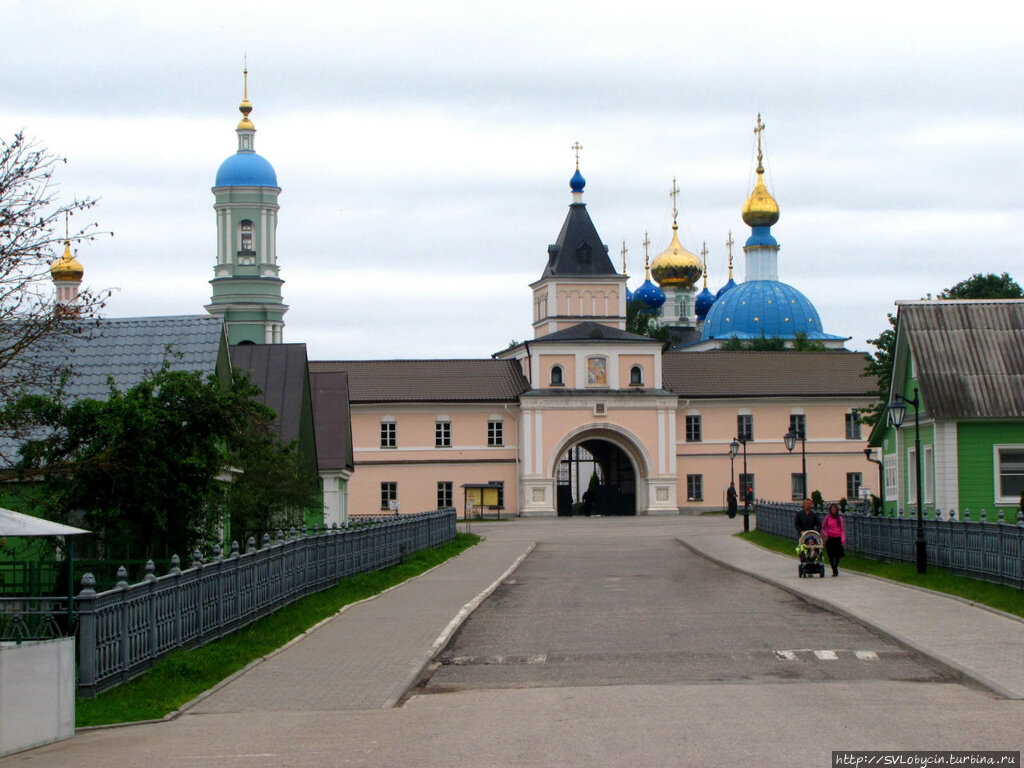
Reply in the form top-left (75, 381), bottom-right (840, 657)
top-left (756, 501), bottom-right (1024, 589)
top-left (74, 509), bottom-right (456, 697)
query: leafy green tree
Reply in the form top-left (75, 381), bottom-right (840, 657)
top-left (625, 300), bottom-right (670, 342)
top-left (718, 333), bottom-right (787, 351)
top-left (938, 273), bottom-right (1023, 300)
top-left (791, 331), bottom-right (826, 352)
top-left (4, 366), bottom-right (318, 558)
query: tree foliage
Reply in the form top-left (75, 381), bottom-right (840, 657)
top-left (625, 300), bottom-right (670, 342)
top-left (0, 132), bottom-right (110, 403)
top-left (937, 272), bottom-right (1023, 300)
top-left (3, 366), bottom-right (318, 558)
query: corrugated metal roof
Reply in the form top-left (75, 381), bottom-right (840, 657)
top-left (309, 370), bottom-right (353, 472)
top-left (662, 350), bottom-right (872, 398)
top-left (899, 300), bottom-right (1024, 419)
top-left (230, 343), bottom-right (310, 445)
top-left (309, 359), bottom-right (530, 403)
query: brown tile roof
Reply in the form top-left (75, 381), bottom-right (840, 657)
top-left (309, 370), bottom-right (354, 472)
top-left (230, 343), bottom-right (310, 445)
top-left (308, 359), bottom-right (530, 403)
top-left (898, 300), bottom-right (1024, 419)
top-left (662, 350), bottom-right (872, 398)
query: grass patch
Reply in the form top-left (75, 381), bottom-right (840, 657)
top-left (76, 533), bottom-right (479, 727)
top-left (738, 530), bottom-right (1024, 620)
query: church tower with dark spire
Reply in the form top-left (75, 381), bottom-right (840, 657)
top-left (205, 68), bottom-right (287, 344)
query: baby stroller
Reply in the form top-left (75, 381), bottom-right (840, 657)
top-left (797, 530), bottom-right (826, 578)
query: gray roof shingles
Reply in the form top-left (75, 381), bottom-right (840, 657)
top-left (230, 343), bottom-right (310, 445)
top-left (899, 300), bottom-right (1024, 419)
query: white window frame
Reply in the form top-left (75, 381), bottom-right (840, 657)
top-left (737, 414), bottom-right (754, 441)
top-left (629, 365), bottom-right (644, 386)
top-left (922, 445), bottom-right (934, 505)
top-left (380, 482), bottom-right (397, 510)
top-left (884, 452), bottom-right (898, 498)
top-left (789, 413), bottom-right (806, 439)
top-left (435, 420), bottom-right (451, 448)
top-left (686, 474), bottom-right (703, 502)
top-left (550, 365), bottom-right (564, 386)
top-left (380, 420), bottom-right (396, 449)
top-left (993, 444), bottom-right (1024, 505)
top-left (907, 447), bottom-right (918, 505)
top-left (685, 414), bottom-right (702, 443)
top-left (487, 420), bottom-right (504, 447)
top-left (846, 472), bottom-right (863, 500)
top-left (437, 481), bottom-right (453, 509)
top-left (845, 412), bottom-right (862, 440)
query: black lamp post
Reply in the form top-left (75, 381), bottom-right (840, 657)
top-left (783, 428), bottom-right (807, 501)
top-left (734, 436), bottom-right (750, 532)
top-left (729, 438), bottom-right (739, 488)
top-left (888, 387), bottom-right (926, 574)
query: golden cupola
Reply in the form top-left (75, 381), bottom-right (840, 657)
top-left (741, 113), bottom-right (780, 228)
top-left (651, 177), bottom-right (702, 289)
top-left (50, 239), bottom-right (84, 282)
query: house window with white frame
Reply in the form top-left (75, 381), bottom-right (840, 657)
top-left (789, 414), bottom-right (806, 439)
top-left (791, 473), bottom-right (805, 501)
top-left (437, 481), bottom-right (453, 509)
top-left (845, 412), bottom-right (862, 440)
top-left (737, 414), bottom-right (754, 441)
top-left (847, 472), bottom-right (863, 500)
top-left (487, 420), bottom-right (504, 447)
top-left (922, 446), bottom-right (934, 504)
top-left (685, 415), bottom-right (702, 442)
top-left (435, 420), bottom-right (451, 448)
top-left (629, 365), bottom-right (644, 386)
top-left (686, 474), bottom-right (703, 502)
top-left (550, 365), bottom-right (564, 386)
top-left (907, 447), bottom-right (918, 504)
top-left (884, 452), bottom-right (898, 498)
top-left (996, 446), bottom-right (1024, 502)
top-left (380, 482), bottom-right (397, 510)
top-left (380, 420), bottom-right (396, 448)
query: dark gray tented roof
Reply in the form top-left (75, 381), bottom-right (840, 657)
top-left (898, 300), bottom-right (1024, 419)
top-left (5, 315), bottom-right (225, 401)
top-left (230, 343), bottom-right (311, 445)
top-left (540, 203), bottom-right (619, 278)
top-left (309, 359), bottom-right (530, 403)
top-left (662, 350), bottom-right (872, 398)
top-left (532, 322), bottom-right (659, 344)
top-left (308, 370), bottom-right (354, 473)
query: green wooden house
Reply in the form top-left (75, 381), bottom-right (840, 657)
top-left (868, 299), bottom-right (1024, 519)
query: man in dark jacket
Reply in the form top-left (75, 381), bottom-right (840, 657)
top-left (726, 482), bottom-right (738, 518)
top-left (794, 498), bottom-right (820, 534)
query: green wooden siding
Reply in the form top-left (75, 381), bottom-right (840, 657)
top-left (957, 421), bottom-right (1024, 519)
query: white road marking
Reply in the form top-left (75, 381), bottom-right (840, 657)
top-left (813, 650), bottom-right (838, 660)
top-left (773, 650), bottom-right (799, 660)
top-left (855, 650), bottom-right (879, 661)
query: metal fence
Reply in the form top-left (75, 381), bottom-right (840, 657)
top-left (74, 509), bottom-right (456, 697)
top-left (756, 501), bottom-right (1024, 589)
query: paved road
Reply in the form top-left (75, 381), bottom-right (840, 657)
top-left (422, 536), bottom-right (947, 693)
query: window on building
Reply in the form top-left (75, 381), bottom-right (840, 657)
top-left (686, 474), bottom-right (703, 502)
top-left (884, 453), bottom-right (898, 498)
top-left (737, 414), bottom-right (754, 442)
top-left (380, 421), bottom-right (396, 448)
top-left (847, 472), bottom-right (863, 500)
top-left (845, 412), bottom-right (862, 440)
top-left (907, 448), bottom-right (918, 504)
top-left (997, 447), bottom-right (1024, 502)
top-left (685, 415), bottom-right (702, 442)
top-left (550, 365), bottom-right (564, 386)
top-left (239, 219), bottom-right (254, 252)
top-left (922, 446), bottom-right (934, 504)
top-left (629, 365), bottom-right (643, 386)
top-left (488, 420), bottom-right (504, 446)
top-left (791, 473), bottom-right (805, 501)
top-left (789, 414), bottom-right (806, 439)
top-left (435, 420), bottom-right (451, 447)
top-left (437, 481), bottom-right (453, 509)
top-left (380, 482), bottom-right (397, 510)
top-left (739, 473), bottom-right (755, 502)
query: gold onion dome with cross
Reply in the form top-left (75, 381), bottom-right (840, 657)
top-left (651, 177), bottom-right (702, 289)
top-left (741, 113), bottom-right (780, 227)
top-left (51, 239), bottom-right (84, 282)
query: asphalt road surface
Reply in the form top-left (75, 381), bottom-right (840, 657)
top-left (420, 537), bottom-right (950, 693)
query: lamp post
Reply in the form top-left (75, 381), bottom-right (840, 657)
top-left (783, 428), bottom-right (807, 501)
top-left (735, 436), bottom-right (750, 532)
top-left (729, 438), bottom-right (739, 518)
top-left (888, 387), bottom-right (926, 574)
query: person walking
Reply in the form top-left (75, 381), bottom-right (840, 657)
top-left (821, 503), bottom-right (846, 576)
top-left (726, 482), bottom-right (738, 519)
top-left (794, 498), bottom-right (820, 535)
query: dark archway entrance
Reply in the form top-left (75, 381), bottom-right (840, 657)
top-left (555, 439), bottom-right (637, 516)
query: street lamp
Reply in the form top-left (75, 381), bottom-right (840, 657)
top-left (888, 387), bottom-right (926, 574)
top-left (729, 438), bottom-right (739, 488)
top-left (783, 428), bottom-right (807, 501)
top-left (734, 436), bottom-right (750, 532)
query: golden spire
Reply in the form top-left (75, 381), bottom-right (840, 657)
top-left (700, 241), bottom-right (709, 288)
top-left (621, 240), bottom-right (628, 276)
top-left (642, 231), bottom-right (650, 279)
top-left (51, 212), bottom-right (84, 282)
top-left (237, 63), bottom-right (255, 131)
top-left (651, 176), bottom-right (702, 289)
top-left (726, 230), bottom-right (735, 279)
top-left (742, 113), bottom-right (779, 227)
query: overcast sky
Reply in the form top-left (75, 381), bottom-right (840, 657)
top-left (3, 0), bottom-right (1021, 360)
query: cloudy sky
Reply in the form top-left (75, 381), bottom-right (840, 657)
top-left (3, 0), bottom-right (1021, 360)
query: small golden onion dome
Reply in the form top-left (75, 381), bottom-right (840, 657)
top-left (651, 228), bottom-right (702, 288)
top-left (742, 169), bottom-right (779, 227)
top-left (50, 241), bottom-right (84, 282)
top-left (237, 97), bottom-right (255, 131)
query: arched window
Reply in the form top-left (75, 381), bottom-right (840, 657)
top-left (550, 365), bottom-right (564, 386)
top-left (239, 220), bottom-right (254, 253)
top-left (629, 365), bottom-right (644, 386)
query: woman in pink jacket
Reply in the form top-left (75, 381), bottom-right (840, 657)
top-left (821, 503), bottom-right (846, 576)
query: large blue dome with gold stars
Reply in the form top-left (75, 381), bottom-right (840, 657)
top-left (701, 280), bottom-right (841, 341)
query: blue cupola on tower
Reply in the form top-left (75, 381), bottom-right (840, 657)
top-left (214, 70), bottom-right (278, 189)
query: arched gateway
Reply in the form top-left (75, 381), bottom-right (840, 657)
top-left (549, 425), bottom-right (652, 516)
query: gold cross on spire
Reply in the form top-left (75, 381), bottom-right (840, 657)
top-left (571, 141), bottom-right (583, 169)
top-left (700, 240), bottom-right (709, 288)
top-left (642, 230), bottom-right (651, 276)
top-left (754, 113), bottom-right (765, 172)
top-left (669, 176), bottom-right (679, 226)
top-left (621, 240), bottom-right (628, 275)
top-left (726, 230), bottom-right (735, 278)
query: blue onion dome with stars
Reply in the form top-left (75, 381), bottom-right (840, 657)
top-left (633, 232), bottom-right (665, 314)
top-left (701, 115), bottom-right (844, 344)
top-left (215, 70), bottom-right (278, 188)
top-left (714, 275), bottom-right (737, 300)
top-left (695, 284), bottom-right (715, 319)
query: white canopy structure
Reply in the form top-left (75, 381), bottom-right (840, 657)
top-left (0, 507), bottom-right (88, 537)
